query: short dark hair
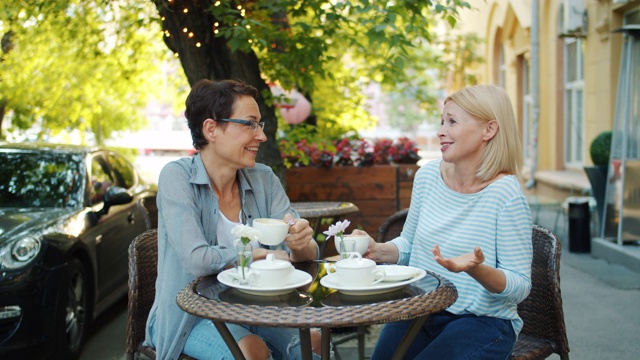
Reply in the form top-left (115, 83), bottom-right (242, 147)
top-left (185, 79), bottom-right (258, 150)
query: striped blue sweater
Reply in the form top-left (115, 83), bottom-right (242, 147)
top-left (391, 160), bottom-right (533, 335)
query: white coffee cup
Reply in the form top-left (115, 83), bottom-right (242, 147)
top-left (335, 234), bottom-right (369, 255)
top-left (326, 253), bottom-right (385, 287)
top-left (253, 218), bottom-right (290, 246)
top-left (249, 253), bottom-right (294, 288)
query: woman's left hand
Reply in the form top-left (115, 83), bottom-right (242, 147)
top-left (283, 214), bottom-right (314, 253)
top-left (432, 244), bottom-right (485, 273)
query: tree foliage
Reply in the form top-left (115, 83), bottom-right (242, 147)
top-left (0, 0), bottom-right (186, 144)
top-left (153, 0), bottom-right (470, 171)
top-left (0, 0), bottom-right (473, 166)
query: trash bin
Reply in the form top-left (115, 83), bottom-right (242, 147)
top-left (568, 198), bottom-right (591, 253)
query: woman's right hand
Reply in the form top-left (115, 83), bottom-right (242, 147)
top-left (354, 229), bottom-right (399, 263)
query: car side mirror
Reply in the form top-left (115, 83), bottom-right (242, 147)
top-left (104, 186), bottom-right (133, 206)
top-left (88, 186), bottom-right (134, 226)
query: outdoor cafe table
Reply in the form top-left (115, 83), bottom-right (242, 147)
top-left (175, 261), bottom-right (458, 360)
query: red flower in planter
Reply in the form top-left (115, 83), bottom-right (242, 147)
top-left (280, 133), bottom-right (419, 168)
top-left (377, 137), bottom-right (421, 164)
top-left (334, 138), bottom-right (375, 167)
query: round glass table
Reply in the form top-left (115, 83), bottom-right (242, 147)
top-left (176, 261), bottom-right (457, 360)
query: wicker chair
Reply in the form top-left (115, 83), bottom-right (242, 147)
top-left (511, 225), bottom-right (570, 360)
top-left (376, 208), bottom-right (409, 243)
top-left (126, 229), bottom-right (194, 360)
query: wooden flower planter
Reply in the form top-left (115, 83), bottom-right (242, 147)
top-left (285, 164), bottom-right (419, 236)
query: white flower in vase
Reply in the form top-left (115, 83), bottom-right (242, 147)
top-left (323, 219), bottom-right (351, 258)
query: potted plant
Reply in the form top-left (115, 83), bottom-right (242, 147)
top-left (584, 131), bottom-right (612, 228)
top-left (279, 129), bottom-right (421, 236)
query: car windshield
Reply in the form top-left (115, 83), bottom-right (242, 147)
top-left (0, 151), bottom-right (84, 208)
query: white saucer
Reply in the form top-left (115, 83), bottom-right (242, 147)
top-left (378, 265), bottom-right (423, 282)
top-left (218, 269), bottom-right (312, 296)
top-left (320, 267), bottom-right (426, 296)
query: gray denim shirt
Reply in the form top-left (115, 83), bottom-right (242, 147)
top-left (144, 153), bottom-right (313, 359)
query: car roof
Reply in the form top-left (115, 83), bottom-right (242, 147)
top-left (0, 142), bottom-right (100, 155)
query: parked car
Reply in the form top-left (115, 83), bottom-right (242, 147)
top-left (0, 142), bottom-right (158, 359)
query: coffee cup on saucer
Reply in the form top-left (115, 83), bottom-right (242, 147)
top-left (249, 253), bottom-right (294, 288)
top-left (326, 253), bottom-right (385, 287)
top-left (252, 218), bottom-right (290, 246)
top-left (334, 234), bottom-right (369, 255)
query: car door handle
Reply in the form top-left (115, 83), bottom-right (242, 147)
top-left (127, 212), bottom-right (135, 224)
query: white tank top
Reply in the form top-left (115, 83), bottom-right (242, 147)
top-left (217, 210), bottom-right (259, 249)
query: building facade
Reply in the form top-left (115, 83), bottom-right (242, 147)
top-left (455, 0), bottom-right (640, 270)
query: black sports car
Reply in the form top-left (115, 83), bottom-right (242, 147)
top-left (0, 142), bottom-right (158, 359)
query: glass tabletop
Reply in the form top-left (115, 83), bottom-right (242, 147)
top-left (194, 261), bottom-right (441, 308)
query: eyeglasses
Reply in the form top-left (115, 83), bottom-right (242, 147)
top-left (218, 118), bottom-right (265, 132)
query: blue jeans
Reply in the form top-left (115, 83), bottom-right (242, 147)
top-left (371, 311), bottom-right (515, 360)
top-left (151, 317), bottom-right (322, 360)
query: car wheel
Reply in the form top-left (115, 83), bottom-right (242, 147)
top-left (55, 258), bottom-right (89, 360)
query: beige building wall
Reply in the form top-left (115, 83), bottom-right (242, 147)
top-left (454, 0), bottom-right (638, 195)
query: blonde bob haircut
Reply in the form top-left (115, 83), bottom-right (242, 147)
top-left (445, 84), bottom-right (523, 181)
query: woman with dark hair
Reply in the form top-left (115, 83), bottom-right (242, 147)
top-left (145, 79), bottom-right (321, 359)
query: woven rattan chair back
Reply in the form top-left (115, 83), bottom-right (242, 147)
top-left (126, 229), bottom-right (193, 360)
top-left (511, 225), bottom-right (570, 360)
top-left (376, 208), bottom-right (409, 243)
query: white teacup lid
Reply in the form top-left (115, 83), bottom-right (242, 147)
top-left (251, 253), bottom-right (292, 270)
top-left (336, 252), bottom-right (376, 269)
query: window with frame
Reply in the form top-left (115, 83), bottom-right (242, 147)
top-left (107, 153), bottom-right (136, 189)
top-left (560, 0), bottom-right (584, 167)
top-left (521, 56), bottom-right (533, 166)
top-left (90, 155), bottom-right (115, 205)
top-left (563, 36), bottom-right (584, 167)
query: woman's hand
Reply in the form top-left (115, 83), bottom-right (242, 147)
top-left (432, 244), bottom-right (484, 273)
top-left (283, 214), bottom-right (317, 261)
top-left (433, 244), bottom-right (506, 293)
top-left (355, 229), bottom-right (400, 264)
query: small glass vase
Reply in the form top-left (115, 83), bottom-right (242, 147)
top-left (339, 237), bottom-right (356, 259)
top-left (235, 243), bottom-right (253, 282)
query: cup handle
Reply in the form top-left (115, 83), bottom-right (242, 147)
top-left (325, 272), bottom-right (339, 285)
top-left (371, 269), bottom-right (386, 285)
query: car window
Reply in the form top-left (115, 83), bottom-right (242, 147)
top-left (0, 151), bottom-right (84, 208)
top-left (90, 156), bottom-right (115, 204)
top-left (107, 153), bottom-right (136, 189)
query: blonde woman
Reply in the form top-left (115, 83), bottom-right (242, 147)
top-left (364, 85), bottom-right (533, 359)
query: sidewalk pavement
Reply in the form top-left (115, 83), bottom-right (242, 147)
top-left (80, 206), bottom-right (640, 360)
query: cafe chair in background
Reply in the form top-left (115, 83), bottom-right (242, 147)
top-left (511, 225), bottom-right (570, 360)
top-left (126, 229), bottom-right (194, 360)
top-left (376, 208), bottom-right (409, 243)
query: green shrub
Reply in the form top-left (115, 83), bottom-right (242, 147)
top-left (589, 131), bottom-right (612, 166)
